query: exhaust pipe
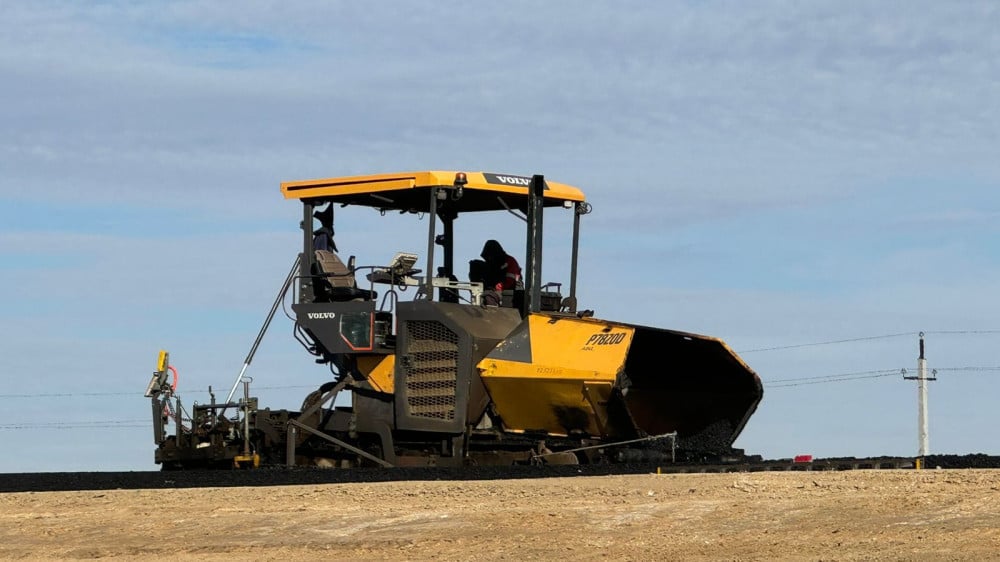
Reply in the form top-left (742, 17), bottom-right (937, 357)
top-left (523, 174), bottom-right (544, 316)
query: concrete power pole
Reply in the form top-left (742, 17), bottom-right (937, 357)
top-left (903, 332), bottom-right (936, 457)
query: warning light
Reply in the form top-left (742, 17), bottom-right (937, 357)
top-left (452, 172), bottom-right (467, 200)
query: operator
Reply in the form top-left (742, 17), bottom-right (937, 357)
top-left (480, 239), bottom-right (522, 291)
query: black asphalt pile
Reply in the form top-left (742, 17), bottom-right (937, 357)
top-left (675, 420), bottom-right (736, 455)
top-left (3, 453), bottom-right (999, 493)
top-left (922, 453), bottom-right (1000, 469)
top-left (0, 464), bottom-right (655, 493)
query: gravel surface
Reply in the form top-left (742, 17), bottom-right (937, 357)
top-left (2, 469), bottom-right (1000, 560)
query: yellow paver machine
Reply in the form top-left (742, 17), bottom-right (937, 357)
top-left (147, 171), bottom-right (762, 469)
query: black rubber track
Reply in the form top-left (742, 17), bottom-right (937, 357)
top-left (2, 454), bottom-right (998, 494)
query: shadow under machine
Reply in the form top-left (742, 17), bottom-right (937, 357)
top-left (146, 171), bottom-right (764, 469)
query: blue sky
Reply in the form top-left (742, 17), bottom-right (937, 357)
top-left (2, 1), bottom-right (999, 471)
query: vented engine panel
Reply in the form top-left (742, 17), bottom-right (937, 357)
top-left (402, 320), bottom-right (459, 421)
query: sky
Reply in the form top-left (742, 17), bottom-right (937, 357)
top-left (2, 1), bottom-right (999, 472)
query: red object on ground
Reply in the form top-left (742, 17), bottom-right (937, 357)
top-left (793, 455), bottom-right (813, 463)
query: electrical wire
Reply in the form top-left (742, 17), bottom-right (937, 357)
top-left (766, 368), bottom-right (902, 384)
top-left (5, 364), bottom-right (998, 429)
top-left (768, 372), bottom-right (901, 388)
top-left (738, 332), bottom-right (918, 353)
top-left (765, 364), bottom-right (1000, 388)
top-left (6, 365), bottom-right (999, 399)
top-left (0, 385), bottom-right (319, 399)
top-left (934, 366), bottom-right (1000, 373)
top-left (740, 329), bottom-right (1000, 354)
top-left (0, 420), bottom-right (149, 430)
top-left (924, 330), bottom-right (1000, 335)
top-left (280, 286), bottom-right (296, 321)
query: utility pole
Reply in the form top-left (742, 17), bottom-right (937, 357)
top-left (903, 332), bottom-right (937, 457)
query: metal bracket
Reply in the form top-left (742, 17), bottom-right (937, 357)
top-left (287, 419), bottom-right (394, 468)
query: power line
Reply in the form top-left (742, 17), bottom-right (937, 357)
top-left (0, 384), bottom-right (319, 399)
top-left (765, 365), bottom-right (1000, 389)
top-left (739, 329), bottom-right (1000, 354)
top-left (924, 330), bottom-right (1000, 335)
top-left (934, 366), bottom-right (1000, 373)
top-left (4, 364), bottom-right (998, 428)
top-left (766, 368), bottom-right (902, 384)
top-left (739, 332), bottom-right (917, 353)
top-left (0, 420), bottom-right (149, 431)
top-left (767, 371), bottom-right (901, 389)
top-left (6, 365), bottom-right (1000, 400)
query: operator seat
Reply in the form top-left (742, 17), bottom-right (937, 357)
top-left (313, 250), bottom-right (376, 302)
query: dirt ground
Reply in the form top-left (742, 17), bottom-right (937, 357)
top-left (2, 469), bottom-right (999, 561)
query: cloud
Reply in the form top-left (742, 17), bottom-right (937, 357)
top-left (5, 3), bottom-right (999, 209)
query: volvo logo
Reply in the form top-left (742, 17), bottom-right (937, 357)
top-left (483, 172), bottom-right (549, 189)
top-left (494, 175), bottom-right (531, 186)
top-left (307, 312), bottom-right (337, 320)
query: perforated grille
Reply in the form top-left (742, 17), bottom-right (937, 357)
top-left (403, 320), bottom-right (459, 420)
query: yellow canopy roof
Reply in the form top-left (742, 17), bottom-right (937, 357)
top-left (281, 171), bottom-right (585, 213)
